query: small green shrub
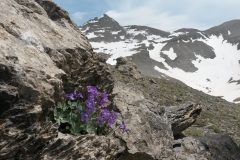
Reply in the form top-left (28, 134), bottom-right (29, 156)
top-left (210, 124), bottom-right (221, 133)
top-left (183, 128), bottom-right (205, 137)
top-left (194, 118), bottom-right (206, 127)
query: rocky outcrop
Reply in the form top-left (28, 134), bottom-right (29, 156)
top-left (198, 134), bottom-right (240, 159)
top-left (165, 103), bottom-right (202, 135)
top-left (173, 134), bottom-right (240, 160)
top-left (113, 81), bottom-right (175, 159)
top-left (0, 0), bottom-right (117, 159)
top-left (115, 57), bottom-right (143, 79)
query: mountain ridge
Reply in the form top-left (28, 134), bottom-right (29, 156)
top-left (79, 14), bottom-right (240, 103)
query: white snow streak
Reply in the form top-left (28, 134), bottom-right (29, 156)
top-left (155, 35), bottom-right (240, 102)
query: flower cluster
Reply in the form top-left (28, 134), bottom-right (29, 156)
top-left (97, 109), bottom-right (118, 126)
top-left (62, 85), bottom-right (126, 135)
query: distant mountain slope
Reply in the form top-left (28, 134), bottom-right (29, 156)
top-left (79, 15), bottom-right (240, 103)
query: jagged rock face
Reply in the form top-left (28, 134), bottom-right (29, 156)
top-left (165, 103), bottom-right (202, 135)
top-left (80, 15), bottom-right (240, 103)
top-left (0, 0), bottom-right (118, 159)
top-left (173, 134), bottom-right (240, 160)
top-left (113, 81), bottom-right (175, 159)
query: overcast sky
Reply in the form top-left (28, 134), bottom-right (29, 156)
top-left (53, 0), bottom-right (240, 31)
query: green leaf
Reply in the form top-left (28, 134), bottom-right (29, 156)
top-left (67, 100), bottom-right (71, 105)
top-left (71, 102), bottom-right (78, 107)
top-left (62, 103), bottom-right (68, 111)
top-left (57, 102), bottom-right (63, 109)
top-left (46, 113), bottom-right (54, 122)
top-left (53, 108), bottom-right (57, 116)
top-left (85, 121), bottom-right (97, 133)
top-left (76, 105), bottom-right (83, 112)
top-left (62, 110), bottom-right (71, 117)
top-left (60, 117), bottom-right (69, 123)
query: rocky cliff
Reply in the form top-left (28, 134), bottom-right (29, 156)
top-left (0, 0), bottom-right (239, 159)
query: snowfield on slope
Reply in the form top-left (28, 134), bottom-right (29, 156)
top-left (155, 35), bottom-right (240, 103)
top-left (83, 25), bottom-right (240, 103)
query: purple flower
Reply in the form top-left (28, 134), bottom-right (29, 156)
top-left (86, 107), bottom-right (95, 115)
top-left (97, 109), bottom-right (111, 125)
top-left (81, 112), bottom-right (89, 121)
top-left (65, 93), bottom-right (75, 100)
top-left (86, 86), bottom-right (98, 96)
top-left (84, 99), bottom-right (96, 115)
top-left (99, 92), bottom-right (108, 107)
top-left (120, 122), bottom-right (127, 133)
top-left (65, 90), bottom-right (83, 100)
top-left (74, 90), bottom-right (83, 99)
top-left (107, 111), bottom-right (118, 126)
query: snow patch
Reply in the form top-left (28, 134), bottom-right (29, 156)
top-left (126, 29), bottom-right (148, 36)
top-left (90, 41), bottom-right (138, 65)
top-left (197, 32), bottom-right (207, 39)
top-left (80, 26), bottom-right (90, 32)
top-left (161, 48), bottom-right (177, 60)
top-left (111, 30), bottom-right (121, 35)
top-left (88, 20), bottom-right (98, 23)
top-left (95, 29), bottom-right (105, 33)
top-left (86, 32), bottom-right (98, 38)
top-left (170, 32), bottom-right (187, 37)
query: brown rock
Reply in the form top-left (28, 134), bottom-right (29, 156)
top-left (165, 103), bottom-right (202, 135)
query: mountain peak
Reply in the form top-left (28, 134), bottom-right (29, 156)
top-left (102, 14), bottom-right (111, 19)
top-left (79, 14), bottom-right (122, 33)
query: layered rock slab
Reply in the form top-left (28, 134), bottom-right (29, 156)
top-left (165, 103), bottom-right (202, 135)
top-left (113, 81), bottom-right (175, 159)
top-left (0, 0), bottom-right (118, 159)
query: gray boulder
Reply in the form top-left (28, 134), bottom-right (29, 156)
top-left (165, 103), bottom-right (202, 135)
top-left (113, 81), bottom-right (175, 159)
top-left (173, 134), bottom-right (240, 160)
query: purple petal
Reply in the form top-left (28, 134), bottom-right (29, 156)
top-left (81, 112), bottom-right (89, 121)
top-left (74, 90), bottom-right (84, 99)
top-left (107, 111), bottom-right (118, 126)
top-left (65, 93), bottom-right (75, 100)
top-left (86, 86), bottom-right (98, 94)
top-left (99, 92), bottom-right (108, 107)
top-left (97, 109), bottom-right (111, 125)
top-left (120, 122), bottom-right (127, 133)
